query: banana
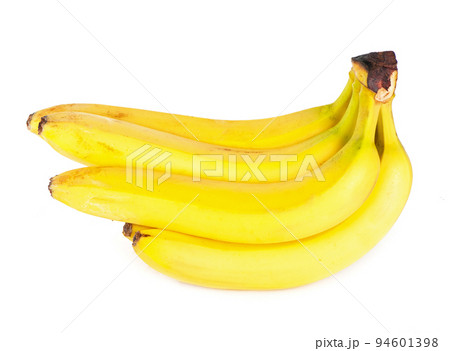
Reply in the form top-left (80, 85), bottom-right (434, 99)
top-left (28, 73), bottom-right (354, 149)
top-left (128, 99), bottom-right (412, 290)
top-left (26, 79), bottom-right (361, 183)
top-left (48, 83), bottom-right (381, 244)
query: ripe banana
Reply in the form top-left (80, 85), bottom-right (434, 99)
top-left (29, 73), bottom-right (354, 149)
top-left (48, 83), bottom-right (381, 244)
top-left (126, 99), bottom-right (412, 290)
top-left (26, 79), bottom-right (361, 183)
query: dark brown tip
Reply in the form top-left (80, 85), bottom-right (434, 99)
top-left (123, 223), bottom-right (133, 237)
top-left (37, 115), bottom-right (48, 135)
top-left (132, 231), bottom-right (150, 246)
top-left (27, 113), bottom-right (35, 129)
top-left (352, 51), bottom-right (398, 101)
top-left (48, 177), bottom-right (54, 197)
top-left (132, 231), bottom-right (142, 246)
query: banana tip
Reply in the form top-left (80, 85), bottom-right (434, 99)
top-left (132, 231), bottom-right (151, 246)
top-left (123, 223), bottom-right (133, 237)
top-left (37, 116), bottom-right (48, 135)
top-left (26, 113), bottom-right (35, 130)
top-left (132, 231), bottom-right (142, 246)
top-left (27, 113), bottom-right (48, 135)
top-left (48, 177), bottom-right (54, 197)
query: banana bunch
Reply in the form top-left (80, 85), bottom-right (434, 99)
top-left (28, 51), bottom-right (412, 290)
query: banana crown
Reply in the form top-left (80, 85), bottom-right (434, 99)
top-left (351, 51), bottom-right (398, 103)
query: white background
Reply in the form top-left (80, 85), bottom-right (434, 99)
top-left (1, 1), bottom-right (449, 350)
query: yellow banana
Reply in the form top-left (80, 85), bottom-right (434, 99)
top-left (26, 80), bottom-right (361, 183)
top-left (129, 100), bottom-right (412, 290)
top-left (48, 83), bottom-right (381, 244)
top-left (29, 73), bottom-right (354, 149)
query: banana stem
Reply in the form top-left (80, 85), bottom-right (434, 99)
top-left (330, 71), bottom-right (354, 112)
top-left (378, 102), bottom-right (399, 146)
top-left (349, 84), bottom-right (381, 143)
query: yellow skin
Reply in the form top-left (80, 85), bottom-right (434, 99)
top-left (30, 74), bottom-right (354, 149)
top-left (49, 85), bottom-right (381, 244)
top-left (129, 101), bottom-right (412, 290)
top-left (27, 80), bottom-right (361, 183)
